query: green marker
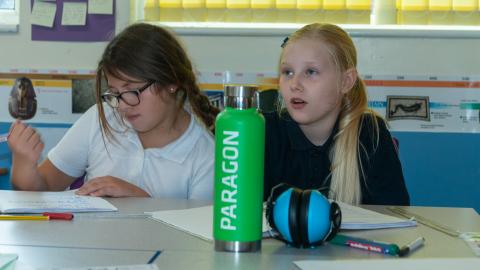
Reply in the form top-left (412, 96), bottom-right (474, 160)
top-left (331, 234), bottom-right (400, 256)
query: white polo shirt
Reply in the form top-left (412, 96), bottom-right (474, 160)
top-left (48, 105), bottom-right (214, 201)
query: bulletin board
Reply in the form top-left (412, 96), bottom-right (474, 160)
top-left (30, 0), bottom-right (116, 42)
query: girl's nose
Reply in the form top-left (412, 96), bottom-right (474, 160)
top-left (290, 75), bottom-right (303, 92)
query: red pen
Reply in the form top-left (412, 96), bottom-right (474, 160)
top-left (43, 212), bottom-right (74, 220)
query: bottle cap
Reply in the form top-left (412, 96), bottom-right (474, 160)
top-left (224, 85), bottom-right (258, 110)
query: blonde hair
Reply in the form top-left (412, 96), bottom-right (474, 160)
top-left (281, 23), bottom-right (382, 205)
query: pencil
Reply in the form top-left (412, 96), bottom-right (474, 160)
top-left (0, 215), bottom-right (50, 221)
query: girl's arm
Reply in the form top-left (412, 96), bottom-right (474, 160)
top-left (75, 176), bottom-right (150, 197)
top-left (9, 121), bottom-right (75, 191)
top-left (38, 159), bottom-right (77, 190)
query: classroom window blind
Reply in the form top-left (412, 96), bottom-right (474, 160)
top-left (138, 0), bottom-right (480, 26)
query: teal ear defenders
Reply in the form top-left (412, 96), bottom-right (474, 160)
top-left (265, 183), bottom-right (342, 248)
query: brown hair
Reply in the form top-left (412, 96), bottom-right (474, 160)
top-left (95, 23), bottom-right (219, 139)
top-left (281, 23), bottom-right (382, 205)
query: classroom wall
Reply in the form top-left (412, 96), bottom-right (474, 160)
top-left (0, 2), bottom-right (479, 212)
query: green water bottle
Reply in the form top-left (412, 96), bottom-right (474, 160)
top-left (213, 85), bottom-right (265, 252)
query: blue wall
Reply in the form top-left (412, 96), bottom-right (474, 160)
top-left (393, 131), bottom-right (480, 213)
top-left (0, 123), bottom-right (12, 190)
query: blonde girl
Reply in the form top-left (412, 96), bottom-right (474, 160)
top-left (264, 23), bottom-right (409, 206)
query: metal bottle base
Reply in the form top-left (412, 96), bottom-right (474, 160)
top-left (215, 240), bottom-right (261, 252)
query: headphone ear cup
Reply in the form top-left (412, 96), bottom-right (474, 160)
top-left (270, 188), bottom-right (295, 243)
top-left (305, 190), bottom-right (333, 245)
top-left (266, 183), bottom-right (294, 233)
top-left (325, 201), bottom-right (342, 241)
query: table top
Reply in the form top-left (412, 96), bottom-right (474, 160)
top-left (0, 197), bottom-right (478, 269)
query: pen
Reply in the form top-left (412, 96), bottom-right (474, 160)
top-left (43, 212), bottom-right (74, 220)
top-left (147, 250), bottom-right (161, 264)
top-left (0, 215), bottom-right (49, 221)
top-left (0, 212), bottom-right (74, 221)
top-left (330, 234), bottom-right (400, 256)
top-left (398, 237), bottom-right (425, 257)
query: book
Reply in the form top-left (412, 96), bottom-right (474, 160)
top-left (147, 203), bottom-right (416, 241)
top-left (0, 190), bottom-right (117, 214)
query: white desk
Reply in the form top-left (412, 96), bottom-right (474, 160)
top-left (0, 198), bottom-right (478, 268)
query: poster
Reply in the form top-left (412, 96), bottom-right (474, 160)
top-left (365, 75), bottom-right (480, 133)
top-left (0, 77), bottom-right (77, 124)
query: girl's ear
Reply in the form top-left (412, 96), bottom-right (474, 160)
top-left (168, 84), bottom-right (178, 93)
top-left (341, 68), bottom-right (357, 94)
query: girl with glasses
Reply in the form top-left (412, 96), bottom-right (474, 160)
top-left (263, 23), bottom-right (410, 206)
top-left (8, 23), bottom-right (219, 199)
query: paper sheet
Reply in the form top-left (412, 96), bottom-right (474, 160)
top-left (88, 0), bottom-right (113, 14)
top-left (148, 203), bottom-right (416, 241)
top-left (148, 205), bottom-right (265, 241)
top-left (0, 190), bottom-right (117, 213)
top-left (31, 1), bottom-right (57, 28)
top-left (0, 133), bottom-right (8, 143)
top-left (0, 253), bottom-right (18, 270)
top-left (293, 258), bottom-right (480, 270)
top-left (61, 2), bottom-right (87, 26)
top-left (461, 232), bottom-right (480, 256)
top-left (16, 264), bottom-right (158, 270)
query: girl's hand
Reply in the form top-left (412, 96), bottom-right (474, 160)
top-left (75, 176), bottom-right (150, 197)
top-left (8, 120), bottom-right (44, 164)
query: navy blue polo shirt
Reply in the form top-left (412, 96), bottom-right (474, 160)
top-left (263, 111), bottom-right (410, 206)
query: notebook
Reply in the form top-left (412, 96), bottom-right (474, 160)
top-left (147, 203), bottom-right (416, 241)
top-left (0, 190), bottom-right (117, 214)
top-left (337, 201), bottom-right (417, 229)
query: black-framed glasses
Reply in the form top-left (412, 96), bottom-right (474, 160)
top-left (101, 81), bottom-right (154, 108)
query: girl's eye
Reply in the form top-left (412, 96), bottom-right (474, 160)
top-left (281, 69), bottom-right (293, 76)
top-left (306, 68), bottom-right (318, 76)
